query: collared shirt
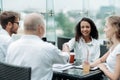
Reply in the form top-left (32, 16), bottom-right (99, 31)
top-left (0, 29), bottom-right (12, 62)
top-left (6, 35), bottom-right (69, 80)
top-left (66, 37), bottom-right (100, 63)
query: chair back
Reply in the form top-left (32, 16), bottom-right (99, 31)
top-left (100, 45), bottom-right (108, 57)
top-left (0, 62), bottom-right (31, 80)
top-left (42, 37), bottom-right (47, 41)
top-left (57, 37), bottom-right (71, 50)
top-left (47, 41), bottom-right (56, 45)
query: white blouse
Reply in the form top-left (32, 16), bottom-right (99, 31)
top-left (106, 44), bottom-right (120, 72)
top-left (66, 37), bottom-right (100, 63)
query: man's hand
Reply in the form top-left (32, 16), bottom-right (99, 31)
top-left (62, 43), bottom-right (70, 52)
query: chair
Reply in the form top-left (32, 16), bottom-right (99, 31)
top-left (47, 41), bottom-right (56, 45)
top-left (100, 45), bottom-right (108, 57)
top-left (0, 62), bottom-right (31, 80)
top-left (42, 37), bottom-right (47, 41)
top-left (42, 37), bottom-right (55, 45)
top-left (57, 37), bottom-right (71, 50)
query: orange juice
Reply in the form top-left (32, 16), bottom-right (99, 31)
top-left (83, 61), bottom-right (90, 74)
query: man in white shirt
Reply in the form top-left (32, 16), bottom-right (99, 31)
top-left (0, 11), bottom-right (20, 62)
top-left (6, 13), bottom-right (70, 80)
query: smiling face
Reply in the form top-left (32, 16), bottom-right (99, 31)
top-left (80, 21), bottom-right (91, 38)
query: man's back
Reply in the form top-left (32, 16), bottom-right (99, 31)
top-left (6, 35), bottom-right (69, 80)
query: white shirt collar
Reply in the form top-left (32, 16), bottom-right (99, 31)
top-left (21, 35), bottom-right (42, 40)
top-left (0, 29), bottom-right (10, 36)
top-left (80, 37), bottom-right (94, 46)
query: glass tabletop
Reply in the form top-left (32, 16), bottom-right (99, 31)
top-left (53, 67), bottom-right (103, 80)
top-left (63, 67), bottom-right (101, 76)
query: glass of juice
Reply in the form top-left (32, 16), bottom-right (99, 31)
top-left (82, 60), bottom-right (90, 74)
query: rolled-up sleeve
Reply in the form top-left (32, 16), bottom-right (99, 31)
top-left (66, 38), bottom-right (75, 51)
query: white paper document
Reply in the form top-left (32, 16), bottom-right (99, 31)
top-left (53, 63), bottom-right (98, 72)
top-left (53, 63), bottom-right (73, 72)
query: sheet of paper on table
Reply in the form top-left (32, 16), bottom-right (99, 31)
top-left (52, 63), bottom-right (98, 72)
top-left (53, 63), bottom-right (73, 72)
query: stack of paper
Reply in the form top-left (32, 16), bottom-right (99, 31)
top-left (53, 63), bottom-right (73, 72)
top-left (53, 63), bottom-right (98, 72)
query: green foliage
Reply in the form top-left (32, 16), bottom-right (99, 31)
top-left (55, 12), bottom-right (75, 37)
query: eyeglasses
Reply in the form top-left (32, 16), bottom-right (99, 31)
top-left (14, 22), bottom-right (19, 25)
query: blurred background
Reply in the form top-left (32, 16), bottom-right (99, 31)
top-left (0, 0), bottom-right (120, 45)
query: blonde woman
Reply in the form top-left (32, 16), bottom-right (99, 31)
top-left (91, 15), bottom-right (120, 80)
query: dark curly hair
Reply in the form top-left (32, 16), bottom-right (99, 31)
top-left (75, 17), bottom-right (98, 42)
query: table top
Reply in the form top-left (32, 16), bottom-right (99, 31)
top-left (53, 67), bottom-right (103, 80)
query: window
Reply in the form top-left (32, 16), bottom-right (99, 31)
top-left (1, 0), bottom-right (120, 44)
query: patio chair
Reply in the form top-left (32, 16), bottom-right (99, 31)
top-left (0, 62), bottom-right (31, 80)
top-left (100, 45), bottom-right (108, 57)
top-left (57, 37), bottom-right (71, 50)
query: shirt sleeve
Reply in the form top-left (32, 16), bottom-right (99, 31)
top-left (115, 44), bottom-right (120, 55)
top-left (53, 46), bottom-right (69, 64)
top-left (0, 46), bottom-right (5, 62)
top-left (46, 43), bottom-right (69, 64)
top-left (66, 38), bottom-right (75, 51)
